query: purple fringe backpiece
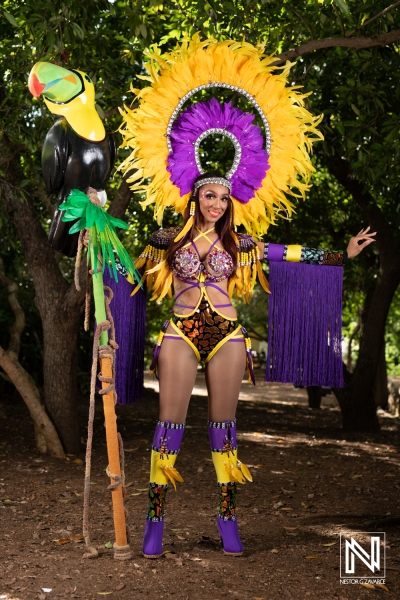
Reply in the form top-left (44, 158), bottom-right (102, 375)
top-left (103, 271), bottom-right (146, 404)
top-left (265, 262), bottom-right (344, 388)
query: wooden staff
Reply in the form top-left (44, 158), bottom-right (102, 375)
top-left (91, 251), bottom-right (131, 560)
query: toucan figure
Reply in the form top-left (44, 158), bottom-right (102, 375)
top-left (28, 62), bottom-right (116, 257)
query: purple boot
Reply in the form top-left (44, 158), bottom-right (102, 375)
top-left (208, 420), bottom-right (245, 556)
top-left (217, 515), bottom-right (243, 556)
top-left (143, 421), bottom-right (185, 559)
top-left (143, 518), bottom-right (165, 559)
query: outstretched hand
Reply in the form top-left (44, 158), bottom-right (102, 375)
top-left (346, 226), bottom-right (376, 259)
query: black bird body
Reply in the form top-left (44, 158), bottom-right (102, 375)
top-left (43, 117), bottom-right (116, 257)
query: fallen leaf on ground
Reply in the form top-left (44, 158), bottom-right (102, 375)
top-left (271, 549), bottom-right (278, 553)
top-left (104, 541), bottom-right (113, 549)
top-left (321, 542), bottom-right (337, 546)
top-left (375, 584), bottom-right (389, 591)
top-left (115, 583), bottom-right (125, 590)
top-left (97, 593), bottom-right (112, 596)
top-left (361, 583), bottom-right (375, 589)
top-left (53, 538), bottom-right (70, 545)
top-left (283, 527), bottom-right (298, 531)
top-left (271, 471), bottom-right (284, 475)
top-left (301, 503), bottom-right (310, 509)
top-left (136, 488), bottom-right (148, 492)
top-left (280, 507), bottom-right (293, 511)
top-left (305, 555), bottom-right (323, 559)
top-left (73, 459), bottom-right (82, 465)
top-left (69, 533), bottom-right (84, 543)
top-left (130, 493), bottom-right (142, 496)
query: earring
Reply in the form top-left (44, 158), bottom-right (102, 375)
top-left (190, 201), bottom-right (196, 216)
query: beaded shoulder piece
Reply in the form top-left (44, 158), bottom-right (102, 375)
top-left (131, 227), bottom-right (181, 300)
top-left (228, 233), bottom-right (270, 303)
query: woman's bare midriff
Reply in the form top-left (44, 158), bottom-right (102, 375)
top-left (172, 275), bottom-right (237, 320)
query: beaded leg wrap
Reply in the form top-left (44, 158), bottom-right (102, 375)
top-left (143, 420), bottom-right (185, 559)
top-left (208, 419), bottom-right (252, 556)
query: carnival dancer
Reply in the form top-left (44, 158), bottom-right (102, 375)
top-left (117, 36), bottom-right (375, 557)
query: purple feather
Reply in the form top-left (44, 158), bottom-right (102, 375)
top-left (168, 99), bottom-right (269, 203)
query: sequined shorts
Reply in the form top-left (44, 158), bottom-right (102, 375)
top-left (150, 291), bottom-right (255, 382)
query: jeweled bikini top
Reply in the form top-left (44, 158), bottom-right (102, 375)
top-left (171, 227), bottom-right (234, 283)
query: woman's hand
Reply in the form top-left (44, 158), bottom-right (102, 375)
top-left (346, 226), bottom-right (376, 259)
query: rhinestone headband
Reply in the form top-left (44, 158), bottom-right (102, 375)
top-left (194, 128), bottom-right (242, 179)
top-left (194, 177), bottom-right (232, 192)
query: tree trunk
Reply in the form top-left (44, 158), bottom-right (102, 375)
top-left (374, 345), bottom-right (388, 410)
top-left (329, 158), bottom-right (400, 431)
top-left (307, 386), bottom-right (322, 409)
top-left (1, 152), bottom-right (85, 453)
top-left (42, 308), bottom-right (82, 454)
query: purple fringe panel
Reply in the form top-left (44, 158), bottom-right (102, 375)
top-left (265, 262), bottom-right (344, 388)
top-left (103, 271), bottom-right (146, 404)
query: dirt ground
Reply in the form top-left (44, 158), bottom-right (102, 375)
top-left (1, 372), bottom-right (399, 600)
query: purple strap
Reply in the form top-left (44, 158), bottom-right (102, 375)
top-left (207, 237), bottom-right (220, 253)
top-left (267, 243), bottom-right (285, 262)
top-left (174, 282), bottom-right (200, 302)
top-left (206, 282), bottom-right (230, 298)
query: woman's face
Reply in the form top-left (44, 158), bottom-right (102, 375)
top-left (198, 183), bottom-right (230, 224)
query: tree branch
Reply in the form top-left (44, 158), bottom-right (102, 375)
top-left (327, 157), bottom-right (400, 269)
top-left (0, 346), bottom-right (65, 458)
top-left (108, 176), bottom-right (133, 220)
top-left (275, 30), bottom-right (400, 65)
top-left (347, 1), bottom-right (400, 37)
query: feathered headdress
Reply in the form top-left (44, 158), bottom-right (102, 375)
top-left (119, 34), bottom-right (323, 239)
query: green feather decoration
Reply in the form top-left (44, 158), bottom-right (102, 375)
top-left (59, 189), bottom-right (141, 285)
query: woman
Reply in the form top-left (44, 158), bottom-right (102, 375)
top-left (118, 37), bottom-right (376, 558)
top-left (136, 171), bottom-right (375, 558)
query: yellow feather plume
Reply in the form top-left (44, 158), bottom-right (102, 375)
top-left (156, 456), bottom-right (184, 491)
top-left (119, 34), bottom-right (323, 239)
top-left (238, 460), bottom-right (253, 482)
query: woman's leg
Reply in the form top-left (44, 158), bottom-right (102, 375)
top-left (205, 340), bottom-right (248, 555)
top-left (158, 333), bottom-right (199, 422)
top-left (143, 332), bottom-right (199, 558)
top-left (205, 339), bottom-right (246, 421)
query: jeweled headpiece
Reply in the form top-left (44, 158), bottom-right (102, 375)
top-left (120, 35), bottom-right (323, 238)
top-left (193, 176), bottom-right (231, 192)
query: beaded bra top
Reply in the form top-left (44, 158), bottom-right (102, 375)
top-left (171, 229), bottom-right (234, 283)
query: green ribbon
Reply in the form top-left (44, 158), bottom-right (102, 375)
top-left (60, 189), bottom-right (141, 285)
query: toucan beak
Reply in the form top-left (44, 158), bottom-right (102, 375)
top-left (28, 62), bottom-right (82, 102)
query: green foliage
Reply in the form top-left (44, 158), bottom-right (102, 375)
top-left (1, 0), bottom-right (400, 388)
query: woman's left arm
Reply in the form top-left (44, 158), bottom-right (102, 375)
top-left (258, 226), bottom-right (376, 265)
